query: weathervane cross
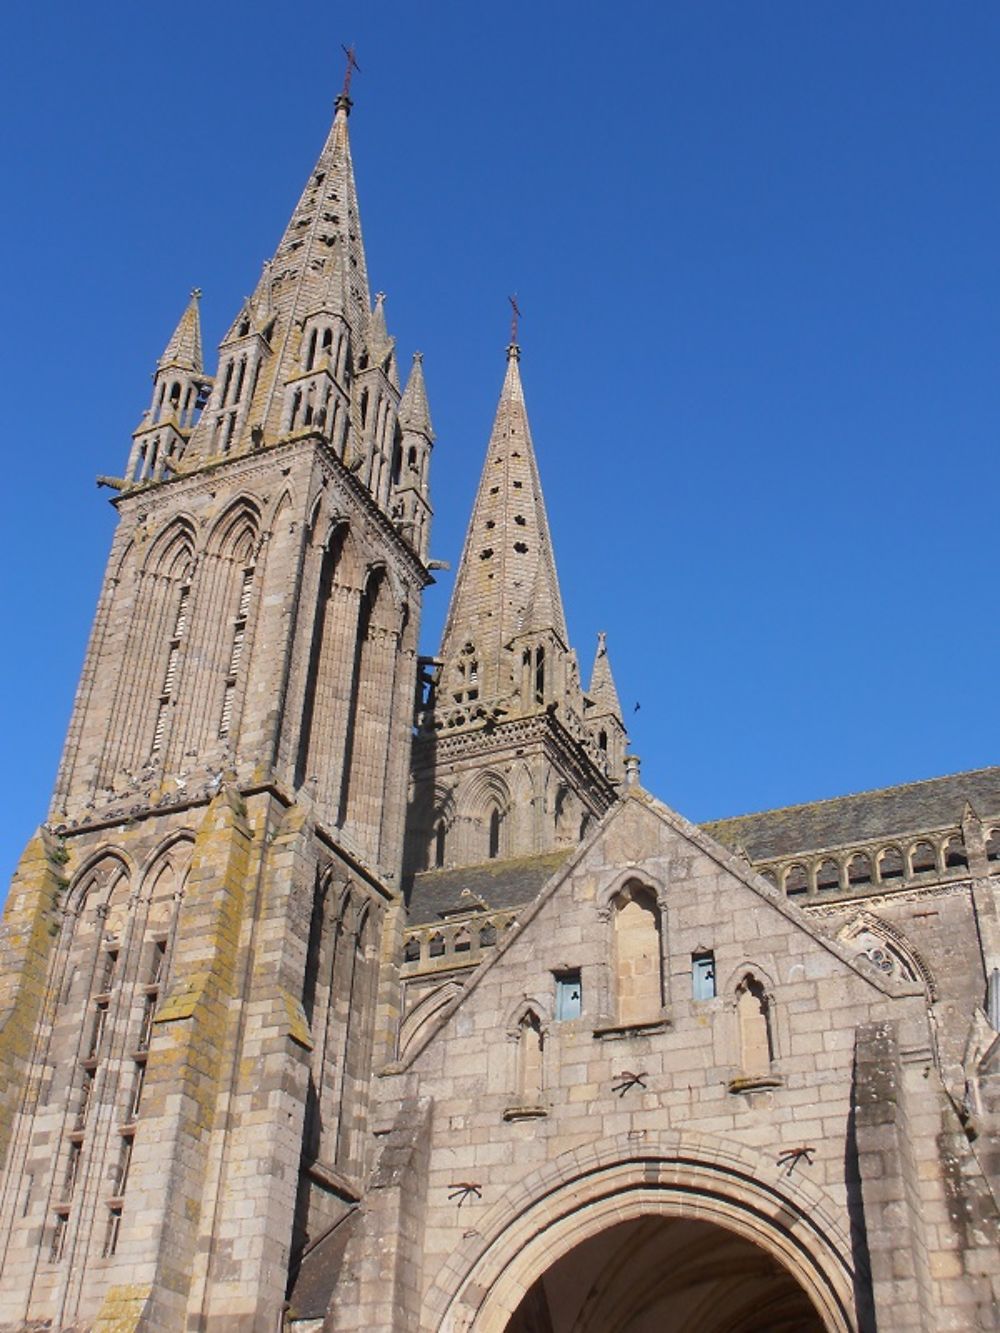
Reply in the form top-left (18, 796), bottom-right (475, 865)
top-left (508, 294), bottom-right (522, 345)
top-left (341, 43), bottom-right (361, 99)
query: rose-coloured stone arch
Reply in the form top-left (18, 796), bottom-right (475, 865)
top-left (426, 1130), bottom-right (857, 1333)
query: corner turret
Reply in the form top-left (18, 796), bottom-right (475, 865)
top-left (585, 631), bottom-right (628, 784)
top-left (392, 351), bottom-right (435, 560)
top-left (125, 290), bottom-right (211, 484)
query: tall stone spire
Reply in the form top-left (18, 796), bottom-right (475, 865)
top-left (176, 89), bottom-right (421, 544)
top-left (437, 344), bottom-right (568, 710)
top-left (406, 342), bottom-right (619, 878)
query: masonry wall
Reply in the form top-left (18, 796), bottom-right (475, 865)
top-left (348, 793), bottom-right (997, 1331)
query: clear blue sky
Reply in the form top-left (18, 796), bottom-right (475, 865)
top-left (2, 3), bottom-right (998, 887)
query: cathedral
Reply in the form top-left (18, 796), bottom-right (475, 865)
top-left (0, 81), bottom-right (997, 1333)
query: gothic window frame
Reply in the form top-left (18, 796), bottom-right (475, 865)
top-left (594, 870), bottom-right (671, 1035)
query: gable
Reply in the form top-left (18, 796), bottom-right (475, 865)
top-left (403, 789), bottom-right (924, 1073)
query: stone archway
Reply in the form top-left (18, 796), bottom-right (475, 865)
top-left (428, 1134), bottom-right (858, 1333)
top-left (505, 1214), bottom-right (825, 1332)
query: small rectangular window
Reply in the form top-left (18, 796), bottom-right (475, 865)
top-left (692, 952), bottom-right (716, 1001)
top-left (554, 970), bottom-right (582, 1021)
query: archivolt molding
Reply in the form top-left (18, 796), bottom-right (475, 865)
top-left (66, 849), bottom-right (134, 915)
top-left (205, 495), bottom-right (261, 557)
top-left (596, 866), bottom-right (667, 911)
top-left (141, 514), bottom-right (197, 577)
top-left (137, 831), bottom-right (195, 886)
top-left (504, 994), bottom-right (552, 1037)
top-left (835, 910), bottom-right (937, 1000)
top-left (427, 1130), bottom-right (857, 1333)
top-left (457, 770), bottom-right (513, 822)
top-left (398, 980), bottom-right (464, 1062)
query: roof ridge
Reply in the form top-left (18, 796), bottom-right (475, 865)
top-left (702, 765), bottom-right (1000, 829)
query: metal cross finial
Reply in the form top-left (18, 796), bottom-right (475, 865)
top-left (508, 294), bottom-right (522, 345)
top-left (341, 44), bottom-right (361, 99)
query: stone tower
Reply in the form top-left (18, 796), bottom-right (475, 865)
top-left (405, 341), bottom-right (626, 879)
top-left (0, 91), bottom-right (431, 1331)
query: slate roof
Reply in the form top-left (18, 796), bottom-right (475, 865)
top-left (703, 767), bottom-right (1000, 862)
top-left (406, 849), bottom-right (573, 925)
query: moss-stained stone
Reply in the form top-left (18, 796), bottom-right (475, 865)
top-left (0, 827), bottom-right (66, 1170)
top-left (282, 986), bottom-right (314, 1049)
top-left (92, 1284), bottom-right (152, 1333)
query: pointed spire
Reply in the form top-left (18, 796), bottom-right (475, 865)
top-left (438, 344), bottom-right (568, 705)
top-left (588, 632), bottom-right (623, 717)
top-left (159, 289), bottom-right (203, 373)
top-left (399, 352), bottom-right (434, 438)
top-left (254, 93), bottom-right (371, 339)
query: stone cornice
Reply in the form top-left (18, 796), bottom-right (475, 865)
top-left (412, 712), bottom-right (617, 814)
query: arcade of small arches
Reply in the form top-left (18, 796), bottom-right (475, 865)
top-left (758, 823), bottom-right (1000, 900)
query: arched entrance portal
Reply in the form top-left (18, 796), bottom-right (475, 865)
top-left (505, 1214), bottom-right (825, 1332)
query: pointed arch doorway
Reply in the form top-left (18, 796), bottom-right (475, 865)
top-left (504, 1214), bottom-right (825, 1332)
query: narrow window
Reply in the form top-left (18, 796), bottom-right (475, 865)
top-left (434, 820), bottom-right (446, 869)
top-left (153, 584), bottom-right (190, 753)
top-left (99, 949), bottom-right (119, 994)
top-left (126, 1060), bottom-right (146, 1122)
top-left (102, 1206), bottom-right (123, 1258)
top-left (488, 808), bottom-right (502, 859)
top-left (403, 936), bottom-right (420, 964)
top-left (534, 645), bottom-right (545, 702)
top-left (112, 1134), bottom-right (133, 1197)
top-left (76, 1067), bottom-right (95, 1129)
top-left (554, 970), bottom-right (582, 1021)
top-left (49, 1211), bottom-right (69, 1263)
top-left (233, 356), bottom-right (247, 404)
top-left (305, 328), bottom-right (318, 371)
top-left (692, 951), bottom-right (716, 1000)
top-left (428, 932), bottom-right (445, 959)
top-left (136, 995), bottom-right (156, 1053)
top-left (220, 567), bottom-right (253, 738)
top-left (88, 1002), bottom-right (109, 1059)
top-left (63, 1141), bottom-right (82, 1201)
top-left (148, 938), bottom-right (167, 987)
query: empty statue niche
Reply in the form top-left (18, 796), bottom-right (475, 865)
top-left (504, 1006), bottom-right (547, 1120)
top-left (729, 972), bottom-right (782, 1093)
top-left (612, 882), bottom-right (664, 1028)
